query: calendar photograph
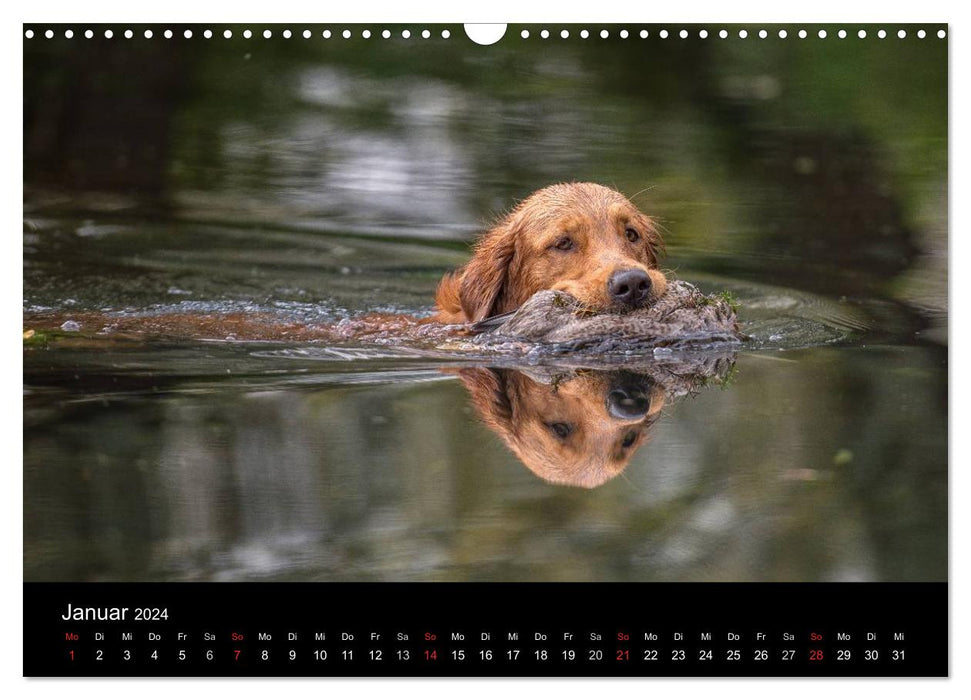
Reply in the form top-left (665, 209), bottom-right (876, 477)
top-left (24, 23), bottom-right (947, 591)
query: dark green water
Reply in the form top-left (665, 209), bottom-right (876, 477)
top-left (23, 26), bottom-right (947, 582)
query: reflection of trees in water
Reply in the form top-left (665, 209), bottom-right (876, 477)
top-left (23, 346), bottom-right (946, 582)
top-left (24, 31), bottom-right (945, 293)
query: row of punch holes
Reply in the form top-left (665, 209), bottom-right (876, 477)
top-left (24, 27), bottom-right (947, 41)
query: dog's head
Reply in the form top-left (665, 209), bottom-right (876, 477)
top-left (458, 368), bottom-right (665, 488)
top-left (458, 182), bottom-right (667, 322)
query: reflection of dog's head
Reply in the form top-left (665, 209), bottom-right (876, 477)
top-left (433, 182), bottom-right (667, 324)
top-left (459, 368), bottom-right (665, 488)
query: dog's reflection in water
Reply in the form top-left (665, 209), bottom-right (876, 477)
top-left (458, 368), bottom-right (666, 488)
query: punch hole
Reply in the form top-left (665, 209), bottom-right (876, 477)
top-left (85, 30), bottom-right (93, 39)
top-left (421, 30), bottom-right (430, 39)
top-left (402, 29), bottom-right (411, 39)
top-left (283, 29), bottom-right (291, 39)
top-left (342, 30), bottom-right (351, 39)
top-left (620, 29), bottom-right (629, 39)
top-left (581, 30), bottom-right (589, 39)
top-left (184, 30), bottom-right (193, 39)
top-left (164, 30), bottom-right (173, 39)
top-left (224, 30), bottom-right (232, 39)
top-left (364, 30), bottom-right (372, 39)
top-left (123, 29), bottom-right (131, 39)
top-left (838, 30), bottom-right (846, 39)
top-left (45, 29), bottom-right (53, 39)
top-left (758, 29), bottom-right (767, 39)
top-left (25, 29), bottom-right (34, 38)
top-left (680, 30), bottom-right (688, 39)
top-left (699, 30), bottom-right (707, 39)
top-left (441, 29), bottom-right (450, 39)
top-left (541, 30), bottom-right (550, 39)
top-left (798, 29), bottom-right (807, 39)
top-left (264, 30), bottom-right (272, 39)
top-left (204, 30), bottom-right (212, 39)
top-left (302, 30), bottom-right (311, 39)
top-left (818, 29), bottom-right (827, 39)
top-left (877, 29), bottom-right (886, 39)
top-left (324, 30), bottom-right (332, 39)
top-left (382, 29), bottom-right (391, 39)
top-left (561, 30), bottom-right (569, 39)
top-left (897, 30), bottom-right (906, 39)
top-left (66, 30), bottom-right (75, 39)
top-left (937, 29), bottom-right (946, 38)
top-left (520, 30), bottom-right (529, 39)
top-left (144, 29), bottom-right (153, 38)
top-left (917, 29), bottom-right (926, 38)
top-left (778, 29), bottom-right (787, 38)
top-left (243, 29), bottom-right (252, 39)
top-left (104, 29), bottom-right (113, 39)
top-left (858, 30), bottom-right (867, 38)
top-left (718, 30), bottom-right (727, 39)
top-left (640, 30), bottom-right (649, 38)
top-left (660, 29), bottom-right (668, 39)
top-left (464, 24), bottom-right (506, 45)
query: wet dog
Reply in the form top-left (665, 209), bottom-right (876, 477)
top-left (458, 368), bottom-right (666, 488)
top-left (430, 182), bottom-right (667, 324)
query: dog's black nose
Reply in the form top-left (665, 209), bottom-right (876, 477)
top-left (606, 384), bottom-right (651, 420)
top-left (607, 269), bottom-right (652, 307)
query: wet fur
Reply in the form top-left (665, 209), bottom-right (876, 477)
top-left (430, 182), bottom-right (667, 324)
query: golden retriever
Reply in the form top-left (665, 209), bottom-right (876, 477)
top-left (430, 182), bottom-right (667, 324)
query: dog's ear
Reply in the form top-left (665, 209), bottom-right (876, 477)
top-left (458, 220), bottom-right (517, 322)
top-left (456, 368), bottom-right (514, 431)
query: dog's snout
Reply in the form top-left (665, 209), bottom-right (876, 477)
top-left (607, 269), bottom-right (652, 307)
top-left (606, 385), bottom-right (651, 420)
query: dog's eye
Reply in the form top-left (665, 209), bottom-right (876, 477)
top-left (553, 236), bottom-right (574, 251)
top-left (625, 228), bottom-right (640, 243)
top-left (621, 431), bottom-right (638, 448)
top-left (549, 422), bottom-right (574, 439)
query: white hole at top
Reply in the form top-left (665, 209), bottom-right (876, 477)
top-left (898, 29), bottom-right (906, 38)
top-left (104, 29), bottom-right (113, 38)
top-left (561, 29), bottom-right (569, 39)
top-left (758, 29), bottom-right (767, 39)
top-left (620, 29), bottom-right (629, 39)
top-left (858, 29), bottom-right (867, 38)
top-left (45, 29), bottom-right (53, 39)
top-left (699, 29), bottom-right (708, 39)
top-left (779, 29), bottom-right (788, 38)
top-left (184, 30), bottom-right (193, 39)
top-left (401, 29), bottom-right (410, 39)
top-left (660, 29), bottom-right (668, 39)
top-left (144, 29), bottom-right (153, 38)
top-left (323, 30), bottom-right (332, 39)
top-left (264, 30), bottom-right (272, 39)
top-left (739, 29), bottom-right (748, 38)
top-left (719, 29), bottom-right (727, 39)
top-left (878, 29), bottom-right (886, 39)
top-left (224, 30), bottom-right (232, 39)
top-left (164, 29), bottom-right (172, 39)
top-left (641, 29), bottom-right (649, 38)
top-left (581, 29), bottom-right (589, 39)
top-left (422, 29), bottom-right (430, 39)
top-left (85, 30), bottom-right (93, 38)
top-left (243, 29), bottom-right (252, 39)
top-left (25, 29), bottom-right (34, 38)
top-left (283, 29), bottom-right (291, 39)
top-left (917, 29), bottom-right (926, 39)
top-left (67, 29), bottom-right (76, 39)
top-left (303, 30), bottom-right (311, 39)
top-left (838, 29), bottom-right (847, 39)
top-left (818, 29), bottom-right (827, 39)
top-left (363, 30), bottom-right (372, 39)
top-left (540, 29), bottom-right (549, 39)
top-left (441, 29), bottom-right (450, 39)
top-left (937, 29), bottom-right (946, 39)
top-left (204, 30), bottom-right (212, 39)
top-left (382, 29), bottom-right (391, 39)
top-left (342, 30), bottom-right (351, 39)
top-left (600, 29), bottom-right (609, 39)
top-left (680, 29), bottom-right (688, 39)
top-left (798, 29), bottom-right (807, 39)
top-left (464, 23), bottom-right (506, 45)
